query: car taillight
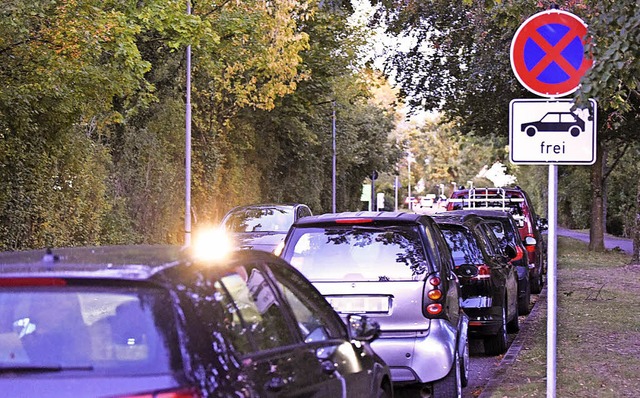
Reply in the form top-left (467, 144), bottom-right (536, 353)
top-left (524, 234), bottom-right (537, 252)
top-left (513, 246), bottom-right (525, 261)
top-left (473, 265), bottom-right (491, 280)
top-left (0, 278), bottom-right (67, 287)
top-left (424, 275), bottom-right (444, 317)
top-left (335, 218), bottom-right (373, 224)
top-left (119, 388), bottom-right (201, 398)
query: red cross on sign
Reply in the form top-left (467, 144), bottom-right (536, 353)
top-left (510, 10), bottom-right (593, 98)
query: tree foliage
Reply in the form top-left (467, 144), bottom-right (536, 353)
top-left (0, 0), bottom-right (400, 250)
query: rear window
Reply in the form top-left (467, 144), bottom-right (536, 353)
top-left (222, 207), bottom-right (294, 233)
top-left (0, 285), bottom-right (180, 375)
top-left (440, 227), bottom-right (484, 266)
top-left (283, 225), bottom-right (430, 282)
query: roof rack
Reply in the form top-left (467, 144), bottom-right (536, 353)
top-left (447, 188), bottom-right (526, 222)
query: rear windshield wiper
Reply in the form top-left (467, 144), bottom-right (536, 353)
top-left (0, 364), bottom-right (94, 374)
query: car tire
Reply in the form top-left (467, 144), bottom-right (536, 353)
top-left (484, 303), bottom-right (508, 355)
top-left (460, 336), bottom-right (470, 388)
top-left (569, 126), bottom-right (581, 137)
top-left (376, 382), bottom-right (392, 398)
top-left (525, 126), bottom-right (537, 137)
top-left (518, 278), bottom-right (531, 315)
top-left (431, 351), bottom-right (462, 398)
top-left (507, 298), bottom-right (520, 333)
top-left (530, 268), bottom-right (543, 294)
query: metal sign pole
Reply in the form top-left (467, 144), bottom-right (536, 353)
top-left (547, 164), bottom-right (558, 397)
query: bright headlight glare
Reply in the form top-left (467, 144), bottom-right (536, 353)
top-left (193, 228), bottom-right (233, 261)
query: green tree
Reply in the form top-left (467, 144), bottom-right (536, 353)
top-left (578, 0), bottom-right (640, 260)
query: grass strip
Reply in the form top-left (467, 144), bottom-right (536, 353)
top-left (491, 236), bottom-right (640, 397)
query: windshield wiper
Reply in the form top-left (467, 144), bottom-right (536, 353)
top-left (0, 364), bottom-right (94, 374)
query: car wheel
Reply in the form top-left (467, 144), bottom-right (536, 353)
top-left (507, 298), bottom-right (520, 333)
top-left (376, 381), bottom-right (392, 398)
top-left (530, 269), bottom-right (543, 294)
top-left (525, 126), bottom-right (537, 137)
top-left (569, 126), bottom-right (581, 137)
top-left (431, 351), bottom-right (462, 398)
top-left (460, 336), bottom-right (470, 388)
top-left (484, 303), bottom-right (508, 355)
top-left (518, 278), bottom-right (531, 315)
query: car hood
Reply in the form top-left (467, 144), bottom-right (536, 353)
top-left (231, 232), bottom-right (286, 252)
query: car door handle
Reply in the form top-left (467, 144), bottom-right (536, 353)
top-left (265, 375), bottom-right (286, 392)
top-left (321, 360), bottom-right (337, 375)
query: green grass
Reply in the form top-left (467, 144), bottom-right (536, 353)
top-left (491, 236), bottom-right (640, 397)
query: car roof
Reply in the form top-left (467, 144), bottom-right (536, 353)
top-left (224, 203), bottom-right (309, 212)
top-left (444, 209), bottom-right (515, 220)
top-left (292, 211), bottom-right (429, 226)
top-left (0, 245), bottom-right (186, 280)
top-left (431, 212), bottom-right (484, 226)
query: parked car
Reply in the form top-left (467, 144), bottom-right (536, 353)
top-left (444, 209), bottom-right (532, 315)
top-left (220, 203), bottom-right (312, 253)
top-left (432, 213), bottom-right (519, 355)
top-left (0, 246), bottom-right (392, 398)
top-left (446, 186), bottom-right (547, 293)
top-left (280, 211), bottom-right (469, 398)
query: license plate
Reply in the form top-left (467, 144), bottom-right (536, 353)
top-left (326, 296), bottom-right (390, 313)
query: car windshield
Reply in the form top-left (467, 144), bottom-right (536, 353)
top-left (285, 226), bottom-right (429, 282)
top-left (223, 207), bottom-right (294, 233)
top-left (0, 287), bottom-right (179, 375)
top-left (440, 227), bottom-right (484, 266)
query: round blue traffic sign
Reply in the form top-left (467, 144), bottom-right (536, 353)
top-left (510, 10), bottom-right (593, 98)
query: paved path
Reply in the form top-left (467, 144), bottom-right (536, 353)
top-left (556, 227), bottom-right (633, 254)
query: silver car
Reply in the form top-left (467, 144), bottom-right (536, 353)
top-left (281, 212), bottom-right (469, 398)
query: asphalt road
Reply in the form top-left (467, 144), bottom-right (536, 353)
top-left (556, 227), bottom-right (633, 254)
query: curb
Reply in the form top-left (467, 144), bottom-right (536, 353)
top-left (478, 286), bottom-right (548, 398)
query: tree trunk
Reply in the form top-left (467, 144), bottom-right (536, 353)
top-left (589, 140), bottom-right (606, 252)
top-left (632, 180), bottom-right (640, 264)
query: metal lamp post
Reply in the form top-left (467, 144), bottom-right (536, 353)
top-left (331, 101), bottom-right (336, 213)
top-left (185, 0), bottom-right (192, 247)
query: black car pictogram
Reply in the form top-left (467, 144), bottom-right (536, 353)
top-left (521, 111), bottom-right (585, 137)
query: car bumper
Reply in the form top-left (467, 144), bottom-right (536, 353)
top-left (370, 319), bottom-right (458, 384)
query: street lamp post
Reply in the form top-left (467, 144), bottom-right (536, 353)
top-left (311, 100), bottom-right (337, 213)
top-left (185, 0), bottom-right (192, 247)
top-left (331, 101), bottom-right (336, 213)
top-left (407, 153), bottom-right (415, 210)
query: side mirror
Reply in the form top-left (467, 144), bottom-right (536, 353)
top-left (524, 236), bottom-right (537, 246)
top-left (347, 314), bottom-right (380, 342)
top-left (504, 244), bottom-right (517, 260)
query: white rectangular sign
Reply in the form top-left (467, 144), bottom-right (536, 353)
top-left (509, 99), bottom-right (597, 165)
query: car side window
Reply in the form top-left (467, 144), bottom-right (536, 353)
top-left (486, 221), bottom-right (508, 249)
top-left (476, 224), bottom-right (502, 257)
top-left (212, 264), bottom-right (295, 354)
top-left (297, 207), bottom-right (312, 219)
top-left (265, 263), bottom-right (346, 343)
top-left (422, 224), bottom-right (443, 272)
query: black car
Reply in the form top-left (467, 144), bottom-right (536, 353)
top-left (444, 209), bottom-right (532, 315)
top-left (432, 213), bottom-right (519, 355)
top-left (220, 203), bottom-right (313, 253)
top-left (0, 246), bottom-right (392, 398)
top-left (446, 186), bottom-right (547, 294)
